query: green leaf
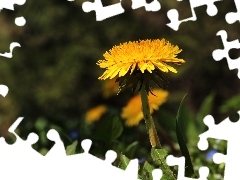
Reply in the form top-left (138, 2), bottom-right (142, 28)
top-left (125, 141), bottom-right (139, 157)
top-left (141, 161), bottom-right (155, 180)
top-left (39, 148), bottom-right (49, 156)
top-left (66, 140), bottom-right (78, 155)
top-left (34, 117), bottom-right (48, 131)
top-left (180, 105), bottom-right (198, 146)
top-left (151, 148), bottom-right (176, 180)
top-left (118, 154), bottom-right (131, 170)
top-left (143, 161), bottom-right (155, 172)
top-left (176, 94), bottom-right (195, 177)
top-left (39, 131), bottom-right (48, 145)
top-left (219, 94), bottom-right (240, 113)
top-left (92, 115), bottom-right (123, 142)
top-left (196, 92), bottom-right (215, 127)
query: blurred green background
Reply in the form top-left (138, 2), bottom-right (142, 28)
top-left (0, 0), bottom-right (239, 178)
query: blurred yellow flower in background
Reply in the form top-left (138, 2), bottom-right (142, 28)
top-left (97, 39), bottom-right (185, 80)
top-left (102, 77), bottom-right (119, 98)
top-left (85, 105), bottom-right (107, 123)
top-left (121, 89), bottom-right (168, 126)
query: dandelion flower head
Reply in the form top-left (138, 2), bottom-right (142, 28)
top-left (121, 89), bottom-right (168, 126)
top-left (97, 39), bottom-right (185, 80)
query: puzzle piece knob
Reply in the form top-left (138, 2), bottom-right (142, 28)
top-left (166, 9), bottom-right (180, 31)
top-left (198, 166), bottom-right (209, 180)
top-left (198, 136), bottom-right (209, 150)
top-left (166, 155), bottom-right (181, 166)
top-left (81, 139), bottom-right (92, 153)
top-left (213, 152), bottom-right (226, 164)
top-left (225, 12), bottom-right (236, 24)
top-left (0, 85), bottom-right (9, 97)
top-left (105, 150), bottom-right (117, 164)
top-left (26, 133), bottom-right (39, 145)
top-left (152, 169), bottom-right (163, 180)
top-left (212, 49), bottom-right (225, 61)
top-left (47, 129), bottom-right (60, 141)
top-left (82, 1), bottom-right (95, 13)
top-left (203, 115), bottom-right (215, 127)
top-left (206, 4), bottom-right (218, 16)
top-left (18, 0), bottom-right (26, 5)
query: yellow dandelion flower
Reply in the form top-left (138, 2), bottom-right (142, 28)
top-left (97, 39), bottom-right (184, 79)
top-left (121, 89), bottom-right (168, 126)
top-left (85, 105), bottom-right (107, 123)
top-left (97, 39), bottom-right (185, 94)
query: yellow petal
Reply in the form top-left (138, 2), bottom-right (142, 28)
top-left (130, 63), bottom-right (137, 74)
top-left (119, 63), bottom-right (132, 77)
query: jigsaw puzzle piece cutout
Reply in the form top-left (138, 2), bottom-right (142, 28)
top-left (199, 112), bottom-right (240, 150)
top-left (167, 0), bottom-right (222, 31)
top-left (213, 152), bottom-right (226, 164)
top-left (166, 155), bottom-right (209, 180)
top-left (101, 145), bottom-right (139, 180)
top-left (82, 0), bottom-right (125, 21)
top-left (104, 150), bottom-right (117, 164)
top-left (225, 0), bottom-right (240, 24)
top-left (212, 30), bottom-right (240, 79)
top-left (198, 111), bottom-right (240, 180)
top-left (40, 129), bottom-right (68, 179)
top-left (8, 117), bottom-right (23, 135)
top-left (25, 132), bottom-right (39, 145)
top-left (0, 85), bottom-right (9, 97)
top-left (104, 149), bottom-right (138, 179)
top-left (213, 151), bottom-right (239, 180)
top-left (67, 139), bottom-right (139, 180)
top-left (152, 169), bottom-right (163, 180)
top-left (6, 117), bottom-right (42, 157)
top-left (58, 139), bottom-right (139, 180)
top-left (0, 0), bottom-right (25, 58)
top-left (213, 134), bottom-right (240, 180)
top-left (0, 136), bottom-right (11, 158)
top-left (0, 42), bottom-right (21, 58)
top-left (131, 0), bottom-right (161, 11)
top-left (81, 138), bottom-right (92, 153)
top-left (197, 115), bottom-right (215, 151)
top-left (45, 129), bottom-right (66, 157)
top-left (0, 118), bottom-right (43, 179)
top-left (0, 0), bottom-right (26, 11)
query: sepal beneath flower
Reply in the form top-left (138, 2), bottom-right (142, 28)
top-left (116, 69), bottom-right (169, 95)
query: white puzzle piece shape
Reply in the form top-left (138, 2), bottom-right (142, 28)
top-left (0, 42), bottom-right (21, 58)
top-left (225, 0), bottom-right (240, 24)
top-left (212, 30), bottom-right (240, 79)
top-left (166, 155), bottom-right (209, 180)
top-left (82, 0), bottom-right (124, 21)
top-left (0, 118), bottom-right (140, 180)
top-left (167, 0), bottom-right (222, 31)
top-left (198, 110), bottom-right (240, 180)
top-left (0, 1), bottom-right (26, 58)
top-left (131, 0), bottom-right (161, 11)
top-left (0, 0), bottom-right (26, 11)
top-left (0, 85), bottom-right (9, 97)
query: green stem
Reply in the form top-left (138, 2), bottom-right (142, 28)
top-left (140, 86), bottom-right (161, 148)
